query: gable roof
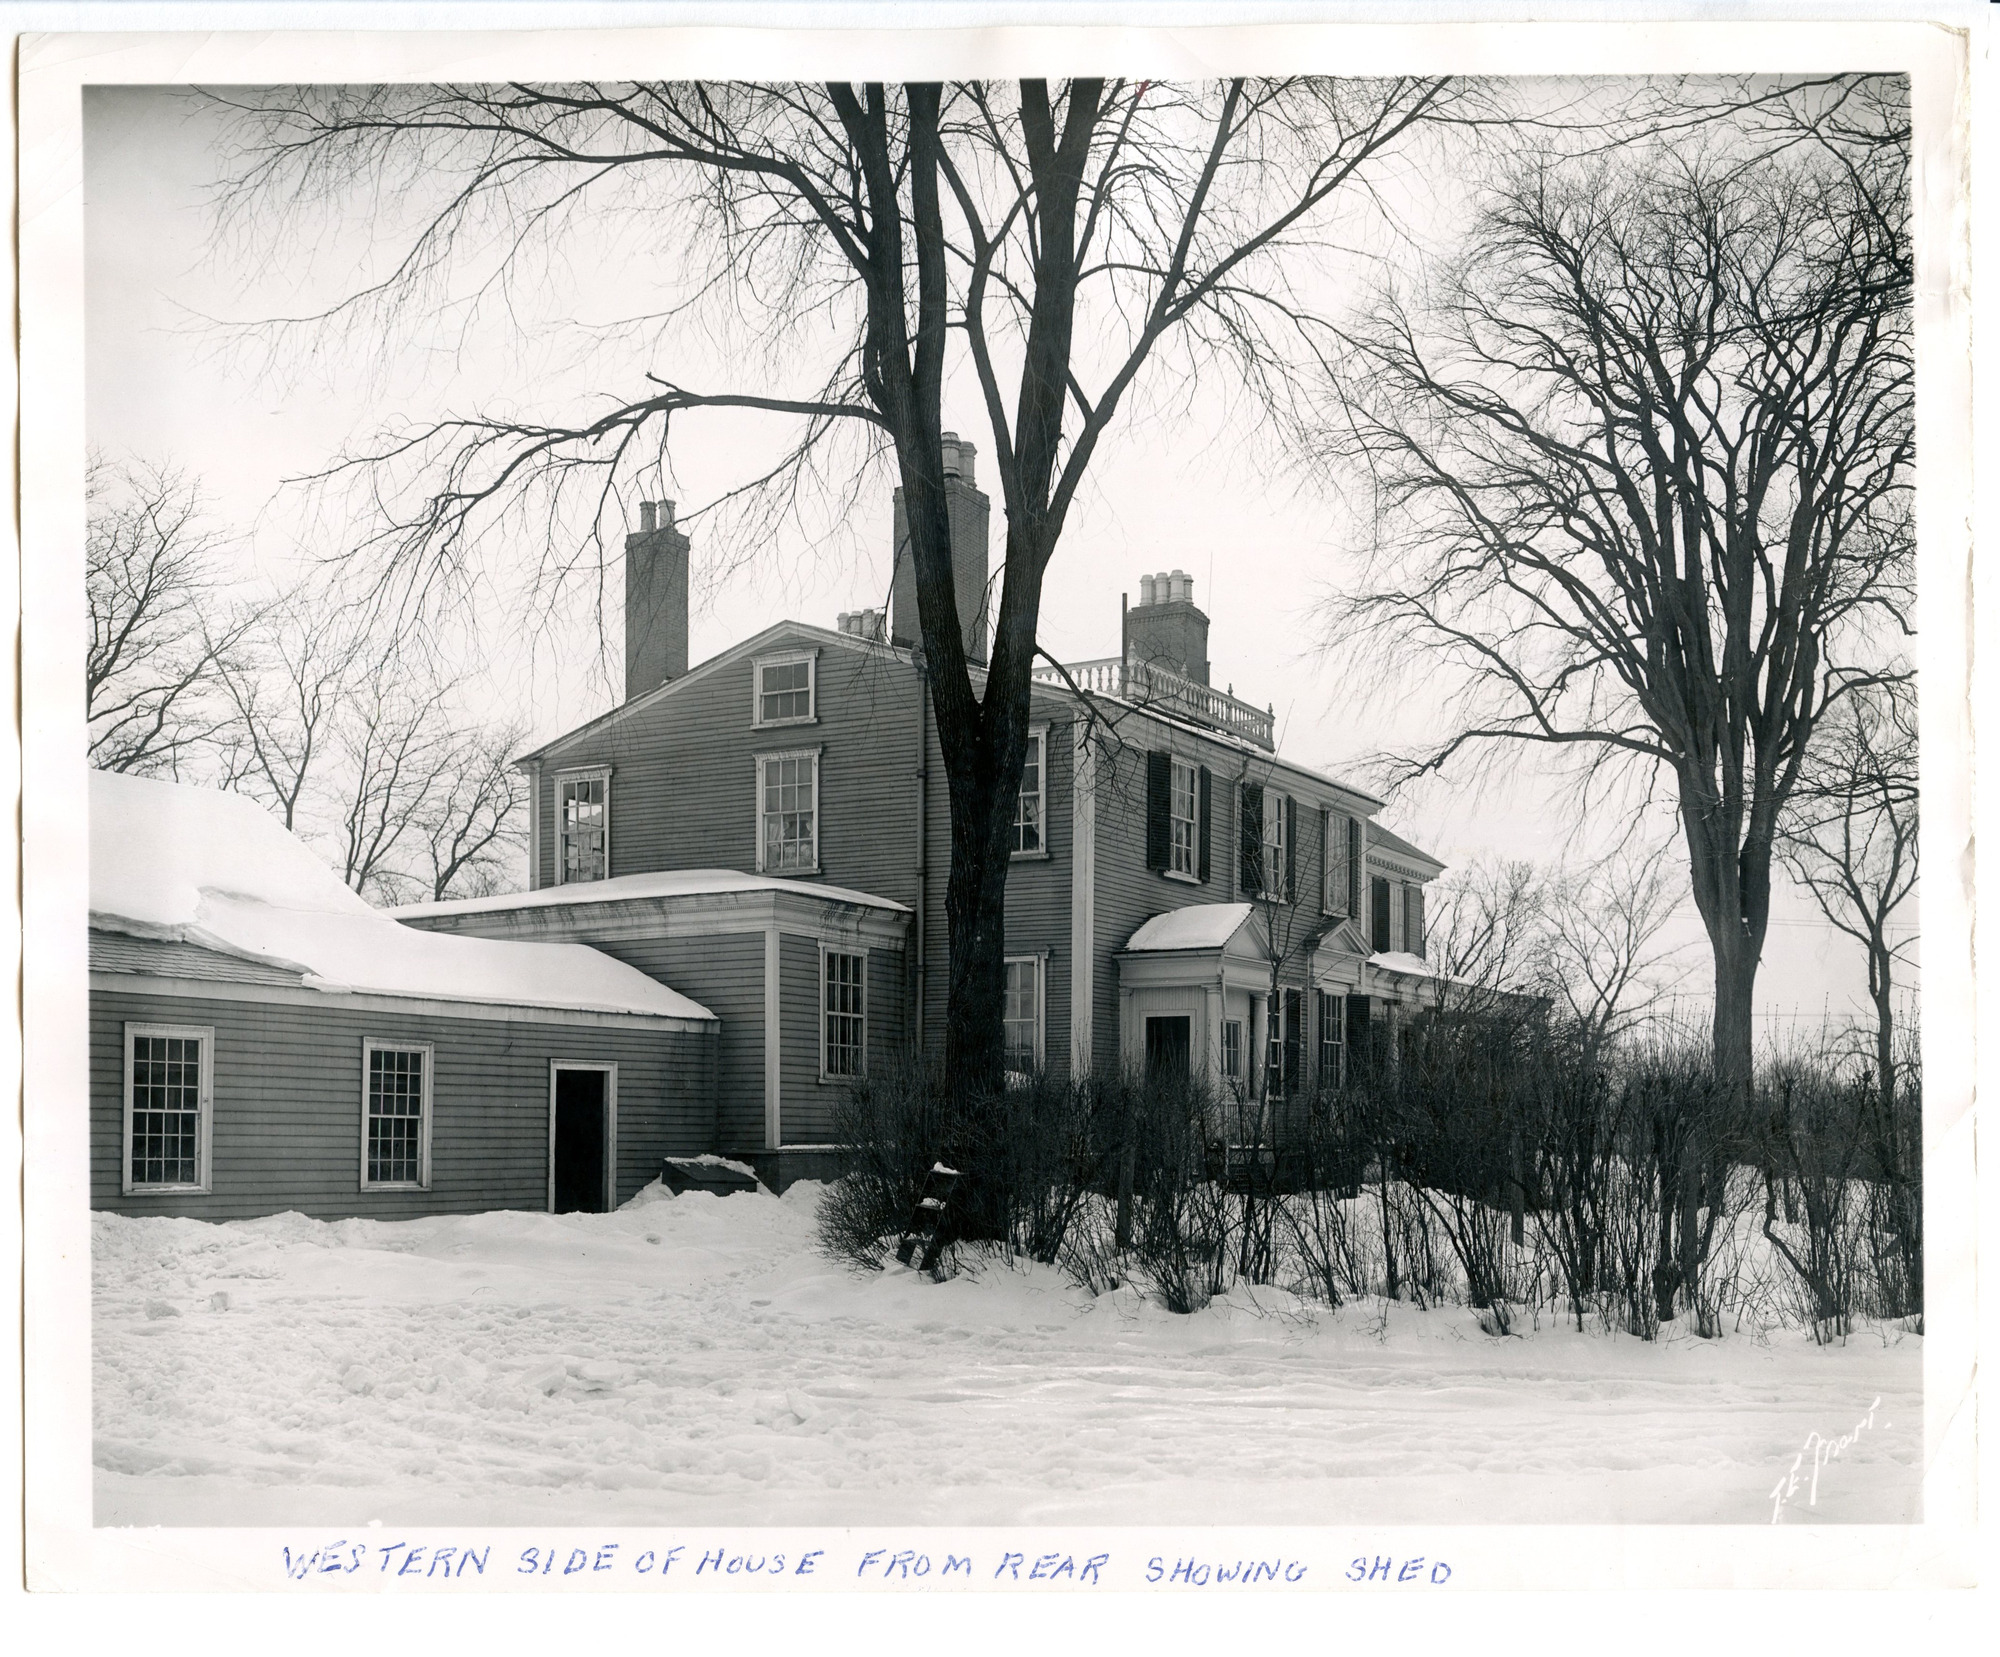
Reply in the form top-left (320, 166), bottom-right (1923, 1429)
top-left (518, 618), bottom-right (904, 766)
top-left (90, 771), bottom-right (715, 1025)
top-left (519, 614), bottom-right (1396, 821)
top-left (1363, 820), bottom-right (1446, 876)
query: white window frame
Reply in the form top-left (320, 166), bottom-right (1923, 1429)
top-left (554, 765), bottom-right (612, 885)
top-left (1323, 810), bottom-right (1350, 918)
top-left (360, 1038), bottom-right (435, 1192)
top-left (751, 649), bottom-right (819, 729)
top-left (1263, 791), bottom-right (1288, 901)
top-left (1389, 877), bottom-right (1405, 952)
top-left (756, 747), bottom-right (822, 875)
top-left (1011, 724), bottom-right (1049, 858)
top-left (1264, 993), bottom-right (1285, 1096)
top-left (1319, 991), bottom-right (1345, 1090)
top-left (1168, 756), bottom-right (1199, 879)
top-left (1221, 1018), bottom-right (1244, 1083)
top-left (122, 1022), bottom-right (214, 1195)
top-left (819, 943), bottom-right (869, 1082)
top-left (546, 1059), bottom-right (619, 1215)
top-left (1002, 953), bottom-right (1047, 1076)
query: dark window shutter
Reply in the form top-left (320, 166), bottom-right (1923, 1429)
top-left (1239, 783), bottom-right (1264, 895)
top-left (1347, 816), bottom-right (1363, 917)
top-left (1319, 808), bottom-right (1332, 914)
top-left (1197, 766), bottom-right (1213, 883)
top-left (1282, 988), bottom-right (1303, 1097)
top-left (1411, 885), bottom-right (1427, 960)
top-left (1145, 750), bottom-right (1171, 872)
top-left (1284, 797), bottom-right (1297, 900)
top-left (1371, 876), bottom-right (1391, 952)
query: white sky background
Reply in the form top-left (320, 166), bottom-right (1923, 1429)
top-left (81, 79), bottom-right (1916, 1032)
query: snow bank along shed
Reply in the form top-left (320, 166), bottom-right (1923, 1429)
top-left (88, 772), bottom-right (720, 1220)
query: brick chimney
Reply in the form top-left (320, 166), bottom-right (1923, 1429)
top-left (1126, 567), bottom-right (1210, 684)
top-left (625, 499), bottom-right (690, 700)
top-left (890, 432), bottom-right (991, 664)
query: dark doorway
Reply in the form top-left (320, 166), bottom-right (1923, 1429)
top-left (552, 1067), bottom-right (609, 1214)
top-left (1144, 1015), bottom-right (1192, 1084)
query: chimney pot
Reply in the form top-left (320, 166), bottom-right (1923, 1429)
top-left (1139, 574), bottom-right (1157, 606)
top-left (639, 500), bottom-right (656, 533)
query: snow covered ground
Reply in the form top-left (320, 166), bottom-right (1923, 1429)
top-left (92, 1183), bottom-right (1923, 1528)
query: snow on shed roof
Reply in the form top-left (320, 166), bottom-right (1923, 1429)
top-left (1367, 950), bottom-right (1438, 979)
top-left (89, 772), bottom-right (715, 1024)
top-left (1123, 902), bottom-right (1256, 954)
top-left (389, 867), bottom-right (908, 920)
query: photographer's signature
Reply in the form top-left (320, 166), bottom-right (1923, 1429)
top-left (1769, 1397), bottom-right (1883, 1522)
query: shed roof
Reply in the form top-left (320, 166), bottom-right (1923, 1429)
top-left (390, 867), bottom-right (907, 920)
top-left (1123, 902), bottom-right (1257, 954)
top-left (90, 772), bottom-right (715, 1025)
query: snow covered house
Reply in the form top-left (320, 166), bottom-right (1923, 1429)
top-left (395, 439), bottom-right (1445, 1185)
top-left (88, 771), bottom-right (720, 1221)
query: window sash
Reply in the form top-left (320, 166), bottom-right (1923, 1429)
top-left (557, 773), bottom-right (608, 883)
top-left (757, 657), bottom-right (814, 724)
top-left (1221, 1019), bottom-right (1244, 1081)
top-left (1169, 758), bottom-right (1198, 875)
top-left (1262, 795), bottom-right (1287, 898)
top-left (1325, 812), bottom-right (1350, 916)
top-left (1319, 992), bottom-right (1345, 1089)
top-left (126, 1028), bottom-right (210, 1190)
top-left (1264, 995), bottom-right (1284, 1095)
top-left (822, 949), bottom-right (867, 1078)
top-left (759, 752), bottom-right (819, 872)
top-left (364, 1046), bottom-right (429, 1187)
top-left (1012, 729), bottom-right (1046, 854)
top-left (1003, 956), bottom-right (1043, 1073)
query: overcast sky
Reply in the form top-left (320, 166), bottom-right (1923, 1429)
top-left (81, 80), bottom-right (1917, 1030)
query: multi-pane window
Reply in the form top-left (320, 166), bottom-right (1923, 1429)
top-left (1264, 995), bottom-right (1284, 1098)
top-left (1319, 992), bottom-right (1345, 1090)
top-left (1003, 956), bottom-right (1043, 1075)
top-left (1389, 878), bottom-right (1405, 951)
top-left (759, 752), bottom-right (819, 872)
top-left (756, 655), bottom-right (816, 725)
top-left (126, 1026), bottom-right (210, 1191)
top-left (822, 949), bottom-right (867, 1079)
top-left (363, 1043), bottom-right (431, 1189)
top-left (558, 772), bottom-right (608, 883)
top-left (1169, 758), bottom-right (1199, 876)
top-left (1262, 793), bottom-right (1288, 900)
top-left (1221, 1019), bottom-right (1244, 1084)
top-left (1012, 729), bottom-right (1046, 855)
top-left (1324, 812), bottom-right (1352, 917)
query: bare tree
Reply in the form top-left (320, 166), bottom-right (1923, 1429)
top-left (325, 664), bottom-right (454, 901)
top-left (411, 721), bottom-right (530, 901)
top-left (211, 77), bottom-right (1471, 1092)
top-left (1425, 856), bottom-right (1545, 1014)
top-left (86, 461), bottom-right (252, 774)
top-left (212, 591), bottom-right (365, 829)
top-left (1776, 680), bottom-right (1916, 1127)
top-left (1325, 78), bottom-right (1912, 1103)
top-left (1537, 845), bottom-right (1688, 1064)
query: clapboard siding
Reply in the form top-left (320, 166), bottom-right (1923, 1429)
top-left (773, 934), bottom-right (906, 1145)
top-left (91, 987), bottom-right (717, 1221)
top-left (778, 933), bottom-right (824, 1142)
top-left (536, 632), bottom-right (927, 913)
top-left (575, 932), bottom-right (765, 1152)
